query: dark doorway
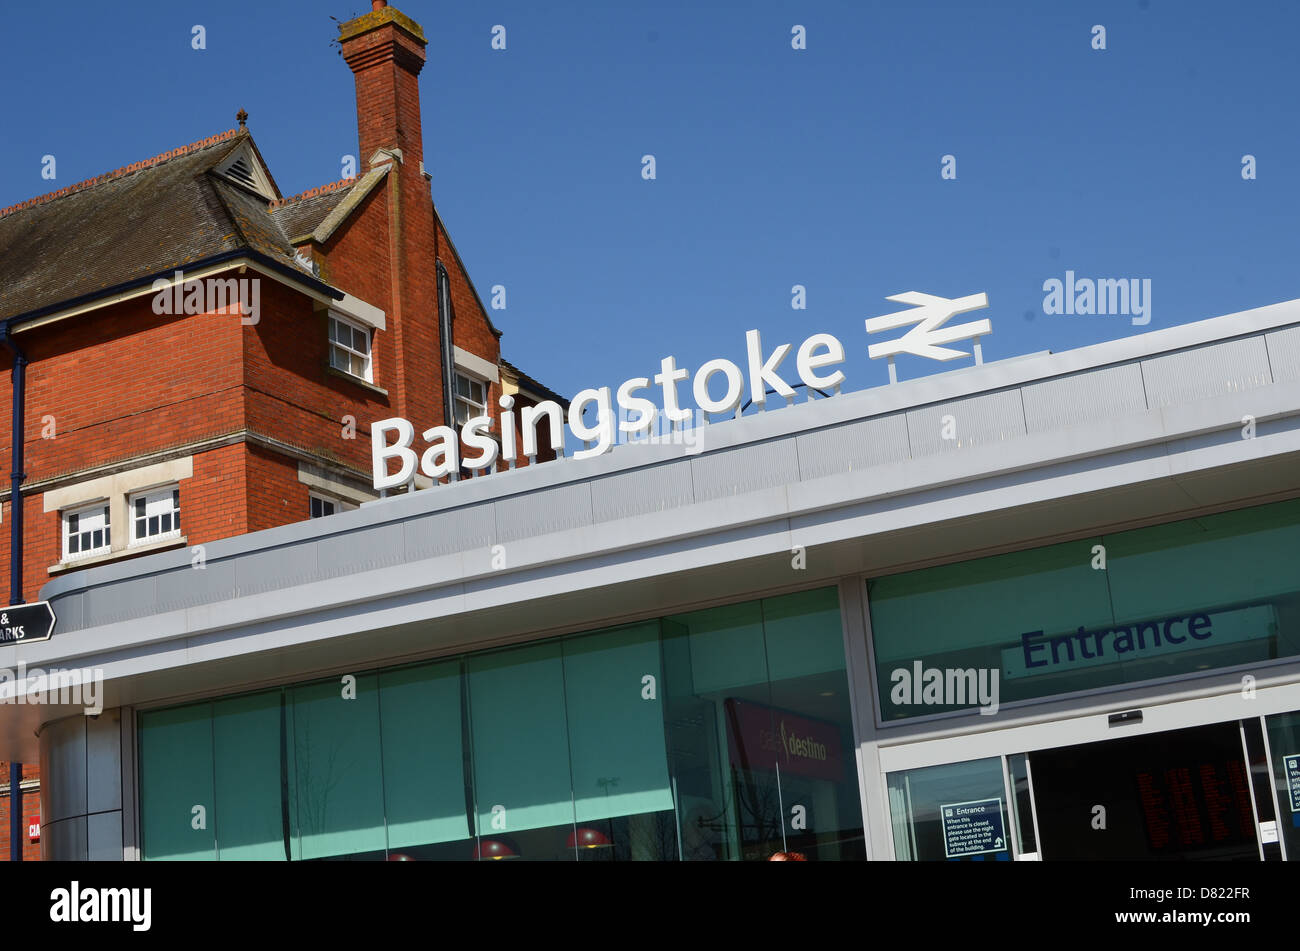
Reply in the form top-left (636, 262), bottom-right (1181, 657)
top-left (1029, 721), bottom-right (1259, 861)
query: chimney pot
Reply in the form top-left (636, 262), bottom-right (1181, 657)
top-left (372, 1), bottom-right (386, 9)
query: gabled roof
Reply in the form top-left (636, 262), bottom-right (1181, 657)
top-left (273, 164), bottom-right (390, 246)
top-left (502, 358), bottom-right (569, 407)
top-left (435, 205), bottom-right (503, 340)
top-left (270, 185), bottom-right (353, 241)
top-left (0, 130), bottom-right (325, 324)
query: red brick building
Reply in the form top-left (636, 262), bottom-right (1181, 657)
top-left (0, 0), bottom-right (562, 859)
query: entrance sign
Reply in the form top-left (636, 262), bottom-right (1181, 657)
top-left (371, 291), bottom-right (994, 491)
top-left (1284, 754), bottom-right (1300, 813)
top-left (940, 797), bottom-right (1008, 858)
top-left (0, 601), bottom-right (56, 645)
top-left (1001, 605), bottom-right (1274, 680)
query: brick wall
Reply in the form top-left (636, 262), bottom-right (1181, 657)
top-left (186, 442), bottom-right (251, 542)
top-left (0, 1), bottom-right (563, 865)
top-left (245, 442), bottom-right (309, 533)
top-left (0, 297), bottom-right (245, 602)
top-left (242, 275), bottom-right (390, 479)
top-left (0, 763), bottom-right (41, 861)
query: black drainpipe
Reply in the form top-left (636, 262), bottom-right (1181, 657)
top-left (436, 261), bottom-right (456, 430)
top-left (1, 322), bottom-right (26, 862)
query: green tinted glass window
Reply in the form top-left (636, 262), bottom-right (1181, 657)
top-left (870, 498), bottom-right (1300, 720)
top-left (563, 621), bottom-right (674, 823)
top-left (291, 677), bottom-right (386, 859)
top-left (136, 585), bottom-right (864, 861)
top-left (213, 692), bottom-right (284, 860)
top-left (139, 703), bottom-right (215, 860)
top-left (379, 662), bottom-right (470, 850)
top-left (468, 642), bottom-right (576, 838)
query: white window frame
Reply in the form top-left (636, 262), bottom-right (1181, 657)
top-left (309, 492), bottom-right (355, 519)
top-left (63, 501), bottom-right (112, 562)
top-left (329, 311), bottom-right (373, 383)
top-left (129, 485), bottom-right (181, 547)
top-left (453, 371), bottom-right (488, 427)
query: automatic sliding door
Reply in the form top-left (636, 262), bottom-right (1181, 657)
top-left (1028, 722), bottom-right (1259, 861)
top-left (886, 758), bottom-right (1014, 861)
top-left (1263, 710), bottom-right (1300, 860)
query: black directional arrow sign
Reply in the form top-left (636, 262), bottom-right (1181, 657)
top-left (0, 601), bottom-right (56, 645)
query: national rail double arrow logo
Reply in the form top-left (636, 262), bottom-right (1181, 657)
top-left (0, 601), bottom-right (57, 645)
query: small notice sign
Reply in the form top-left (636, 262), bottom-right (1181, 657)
top-left (940, 797), bottom-right (1008, 858)
top-left (1284, 754), bottom-right (1300, 813)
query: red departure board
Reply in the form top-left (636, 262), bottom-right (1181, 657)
top-left (1136, 756), bottom-right (1253, 853)
top-left (1136, 772), bottom-right (1169, 849)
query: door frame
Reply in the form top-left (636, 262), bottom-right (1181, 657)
top-left (874, 680), bottom-right (1300, 859)
top-left (877, 679), bottom-right (1300, 773)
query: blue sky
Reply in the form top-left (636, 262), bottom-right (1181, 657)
top-left (3, 0), bottom-right (1297, 403)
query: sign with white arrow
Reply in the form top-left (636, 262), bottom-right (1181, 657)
top-left (940, 797), bottom-right (1009, 858)
top-left (0, 601), bottom-right (56, 645)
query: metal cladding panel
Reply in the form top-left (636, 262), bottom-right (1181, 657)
top-left (1266, 325), bottom-right (1300, 383)
top-left (494, 482), bottom-right (593, 543)
top-left (86, 713), bottom-right (122, 814)
top-left (1021, 363), bottom-right (1149, 434)
top-left (88, 811), bottom-right (124, 861)
top-left (235, 545), bottom-right (319, 597)
top-left (795, 413), bottom-right (912, 482)
top-left (404, 501), bottom-right (498, 559)
top-left (43, 715), bottom-right (87, 822)
top-left (590, 460), bottom-right (696, 522)
top-left (690, 436), bottom-right (801, 502)
top-left (317, 523), bottom-right (407, 579)
top-left (84, 574), bottom-right (156, 626)
top-left (42, 816), bottom-right (88, 862)
top-left (50, 590), bottom-right (84, 634)
top-left (1141, 336), bottom-right (1273, 408)
top-left (905, 389), bottom-right (1027, 456)
top-left (155, 559), bottom-right (236, 613)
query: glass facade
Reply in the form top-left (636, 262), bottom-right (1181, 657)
top-left (137, 586), bottom-right (866, 861)
top-left (869, 498), bottom-right (1300, 720)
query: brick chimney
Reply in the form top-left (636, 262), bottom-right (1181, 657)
top-left (339, 1), bottom-right (428, 170)
top-left (336, 1), bottom-right (443, 431)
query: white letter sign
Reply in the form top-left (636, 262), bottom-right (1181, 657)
top-left (865, 291), bottom-right (991, 382)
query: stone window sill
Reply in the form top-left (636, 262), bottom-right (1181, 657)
top-left (48, 536), bottom-right (189, 575)
top-left (324, 364), bottom-right (389, 397)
